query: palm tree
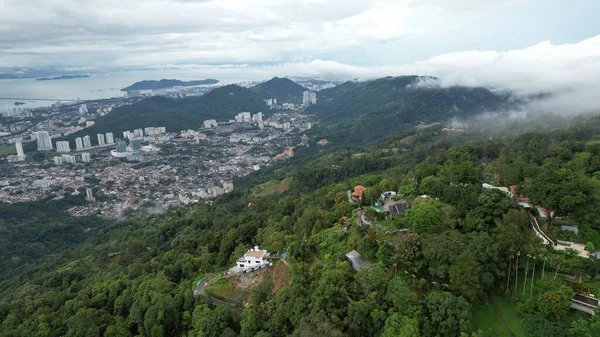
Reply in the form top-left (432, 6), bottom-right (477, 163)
top-left (506, 254), bottom-right (513, 292)
top-left (523, 254), bottom-right (530, 295)
top-left (554, 256), bottom-right (562, 280)
top-left (515, 251), bottom-right (520, 293)
top-left (541, 256), bottom-right (547, 280)
top-left (530, 255), bottom-right (536, 298)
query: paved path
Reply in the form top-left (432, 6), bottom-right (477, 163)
top-left (529, 213), bottom-right (553, 245)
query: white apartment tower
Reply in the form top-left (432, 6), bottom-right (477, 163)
top-left (105, 132), bottom-right (115, 144)
top-left (79, 104), bottom-right (88, 114)
top-left (75, 137), bottom-right (84, 151)
top-left (86, 188), bottom-right (95, 202)
top-left (61, 154), bottom-right (76, 164)
top-left (97, 133), bottom-right (106, 146)
top-left (15, 142), bottom-right (25, 161)
top-left (35, 131), bottom-right (53, 151)
top-left (56, 141), bottom-right (71, 152)
top-left (81, 152), bottom-right (91, 163)
top-left (82, 135), bottom-right (92, 148)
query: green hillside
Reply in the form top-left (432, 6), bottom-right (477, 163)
top-left (78, 84), bottom-right (265, 135)
top-left (250, 77), bottom-right (307, 103)
top-left (3, 114), bottom-right (600, 336)
top-left (307, 76), bottom-right (515, 145)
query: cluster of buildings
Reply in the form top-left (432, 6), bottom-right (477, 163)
top-left (302, 91), bottom-right (317, 106)
top-left (3, 106), bottom-right (33, 118)
top-left (1, 92), bottom-right (317, 219)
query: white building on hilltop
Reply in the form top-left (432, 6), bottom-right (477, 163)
top-left (232, 246), bottom-right (273, 273)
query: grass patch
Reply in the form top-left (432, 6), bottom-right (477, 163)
top-left (471, 298), bottom-right (513, 337)
top-left (251, 178), bottom-right (291, 198)
top-left (206, 278), bottom-right (235, 299)
top-left (490, 294), bottom-right (529, 337)
top-left (0, 145), bottom-right (16, 156)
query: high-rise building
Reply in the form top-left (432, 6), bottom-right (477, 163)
top-left (134, 129), bottom-right (143, 137)
top-left (34, 131), bottom-right (53, 151)
top-left (116, 139), bottom-right (127, 152)
top-left (79, 104), bottom-right (88, 114)
top-left (56, 140), bottom-right (71, 152)
top-left (97, 133), bottom-right (106, 146)
top-left (86, 188), bottom-right (95, 202)
top-left (61, 154), bottom-right (76, 164)
top-left (75, 137), bottom-right (84, 150)
top-left (15, 142), bottom-right (25, 161)
top-left (130, 139), bottom-right (141, 154)
top-left (81, 152), bottom-right (91, 163)
top-left (53, 156), bottom-right (62, 165)
top-left (302, 91), bottom-right (317, 106)
top-left (82, 135), bottom-right (92, 148)
top-left (105, 132), bottom-right (115, 144)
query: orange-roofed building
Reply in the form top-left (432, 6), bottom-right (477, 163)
top-left (352, 185), bottom-right (366, 202)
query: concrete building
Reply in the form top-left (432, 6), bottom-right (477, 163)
top-left (134, 129), bottom-right (144, 137)
top-left (79, 104), bottom-right (88, 114)
top-left (203, 119), bottom-right (218, 128)
top-left (61, 154), bottom-right (76, 164)
top-left (85, 121), bottom-right (95, 127)
top-left (97, 133), bottom-right (106, 146)
top-left (81, 152), bottom-right (91, 163)
top-left (86, 188), bottom-right (95, 202)
top-left (234, 246), bottom-right (272, 272)
top-left (15, 142), bottom-right (25, 161)
top-left (34, 131), bottom-right (53, 151)
top-left (82, 135), bottom-right (92, 148)
top-left (56, 140), bottom-right (71, 152)
top-left (53, 156), bottom-right (62, 165)
top-left (75, 137), bottom-right (84, 151)
top-left (130, 139), bottom-right (142, 154)
top-left (303, 91), bottom-right (317, 106)
top-left (116, 139), bottom-right (127, 153)
top-left (105, 132), bottom-right (115, 144)
top-left (345, 250), bottom-right (372, 272)
top-left (144, 127), bottom-right (166, 136)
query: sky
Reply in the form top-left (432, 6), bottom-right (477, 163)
top-left (1, 0), bottom-right (600, 112)
top-left (1, 0), bottom-right (598, 69)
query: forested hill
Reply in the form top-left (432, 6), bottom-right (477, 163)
top-left (3, 115), bottom-right (600, 336)
top-left (307, 76), bottom-right (516, 145)
top-left (250, 77), bottom-right (306, 103)
top-left (121, 79), bottom-right (219, 91)
top-left (76, 84), bottom-right (265, 135)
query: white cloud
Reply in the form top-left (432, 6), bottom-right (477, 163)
top-left (0, 0), bottom-right (523, 67)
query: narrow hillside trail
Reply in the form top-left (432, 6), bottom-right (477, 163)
top-left (487, 294), bottom-right (516, 337)
top-left (529, 213), bottom-right (553, 245)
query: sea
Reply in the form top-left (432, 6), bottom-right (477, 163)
top-left (0, 70), bottom-right (253, 111)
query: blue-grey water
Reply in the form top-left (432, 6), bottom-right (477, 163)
top-left (0, 70), bottom-right (250, 110)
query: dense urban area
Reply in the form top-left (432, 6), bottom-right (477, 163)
top-left (0, 80), bottom-right (326, 219)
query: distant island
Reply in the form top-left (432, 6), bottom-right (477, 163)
top-left (36, 75), bottom-right (91, 81)
top-left (14, 102), bottom-right (25, 106)
top-left (121, 78), bottom-right (219, 91)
